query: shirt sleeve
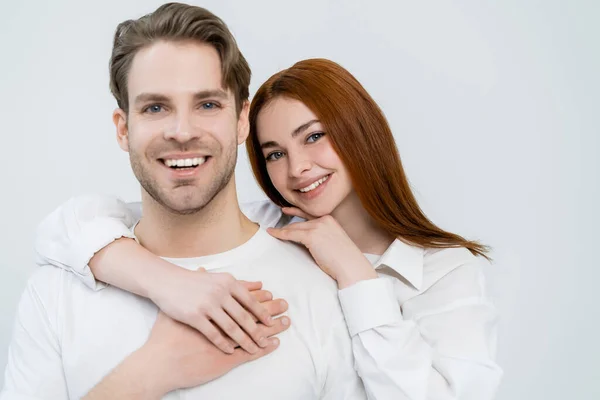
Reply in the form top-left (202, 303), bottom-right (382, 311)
top-left (1, 270), bottom-right (69, 400)
top-left (337, 255), bottom-right (502, 400)
top-left (240, 199), bottom-right (288, 228)
top-left (33, 195), bottom-right (139, 291)
top-left (319, 297), bottom-right (367, 399)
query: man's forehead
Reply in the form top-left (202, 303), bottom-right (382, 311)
top-left (127, 41), bottom-right (229, 99)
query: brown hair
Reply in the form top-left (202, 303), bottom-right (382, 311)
top-left (247, 58), bottom-right (490, 259)
top-left (109, 2), bottom-right (250, 114)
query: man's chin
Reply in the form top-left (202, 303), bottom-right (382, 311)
top-left (150, 193), bottom-right (208, 216)
top-left (164, 200), bottom-right (207, 215)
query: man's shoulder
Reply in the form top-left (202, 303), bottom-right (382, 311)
top-left (26, 264), bottom-right (66, 291)
top-left (252, 232), bottom-right (339, 294)
top-left (24, 264), bottom-right (89, 306)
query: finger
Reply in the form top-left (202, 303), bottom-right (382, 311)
top-left (245, 298), bottom-right (288, 322)
top-left (227, 314), bottom-right (290, 349)
top-left (210, 309), bottom-right (259, 354)
top-left (192, 318), bottom-right (235, 354)
top-left (240, 280), bottom-right (263, 291)
top-left (262, 299), bottom-right (288, 318)
top-left (250, 290), bottom-right (273, 303)
top-left (281, 207), bottom-right (314, 220)
top-left (223, 298), bottom-right (269, 348)
top-left (212, 323), bottom-right (241, 349)
top-left (267, 227), bottom-right (310, 245)
top-left (232, 283), bottom-right (274, 327)
top-left (257, 315), bottom-right (291, 338)
top-left (229, 337), bottom-right (280, 366)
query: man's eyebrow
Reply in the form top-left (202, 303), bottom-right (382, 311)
top-left (133, 93), bottom-right (170, 105)
top-left (260, 119), bottom-right (321, 150)
top-left (133, 89), bottom-right (229, 106)
top-left (193, 89), bottom-right (229, 101)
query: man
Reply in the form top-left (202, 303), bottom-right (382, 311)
top-left (1, 3), bottom-right (366, 399)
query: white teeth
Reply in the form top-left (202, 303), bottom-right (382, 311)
top-left (164, 157), bottom-right (206, 168)
top-left (299, 175), bottom-right (329, 193)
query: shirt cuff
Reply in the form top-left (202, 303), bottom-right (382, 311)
top-left (67, 218), bottom-right (136, 291)
top-left (338, 278), bottom-right (402, 336)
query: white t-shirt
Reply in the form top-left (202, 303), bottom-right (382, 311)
top-left (2, 227), bottom-right (366, 399)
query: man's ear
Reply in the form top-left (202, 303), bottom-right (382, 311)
top-left (113, 108), bottom-right (129, 152)
top-left (237, 101), bottom-right (250, 145)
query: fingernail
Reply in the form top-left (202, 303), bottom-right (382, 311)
top-left (280, 300), bottom-right (288, 308)
top-left (249, 344), bottom-right (259, 354)
top-left (281, 317), bottom-right (290, 326)
top-left (270, 337), bottom-right (280, 345)
top-left (226, 345), bottom-right (235, 354)
top-left (258, 337), bottom-right (268, 347)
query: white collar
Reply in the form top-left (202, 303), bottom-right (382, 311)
top-left (373, 238), bottom-right (424, 290)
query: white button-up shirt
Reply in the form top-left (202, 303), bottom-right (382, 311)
top-left (24, 196), bottom-right (502, 399)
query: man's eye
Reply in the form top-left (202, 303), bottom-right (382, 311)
top-left (144, 104), bottom-right (163, 113)
top-left (266, 151), bottom-right (284, 161)
top-left (201, 102), bottom-right (218, 110)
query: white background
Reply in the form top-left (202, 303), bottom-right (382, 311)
top-left (0, 1), bottom-right (598, 398)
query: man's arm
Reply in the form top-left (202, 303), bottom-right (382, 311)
top-left (1, 270), bottom-right (69, 399)
top-left (83, 312), bottom-right (290, 399)
top-left (83, 347), bottom-right (165, 400)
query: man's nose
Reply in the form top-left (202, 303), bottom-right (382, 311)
top-left (163, 112), bottom-right (198, 143)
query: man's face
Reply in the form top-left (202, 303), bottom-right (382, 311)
top-left (114, 41), bottom-right (249, 214)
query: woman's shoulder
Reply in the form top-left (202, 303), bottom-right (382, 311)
top-left (421, 246), bottom-right (490, 293)
top-left (240, 199), bottom-right (287, 228)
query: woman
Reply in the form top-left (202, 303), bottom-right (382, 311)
top-left (35, 58), bottom-right (501, 399)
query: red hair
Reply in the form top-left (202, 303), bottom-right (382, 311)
top-left (246, 58), bottom-right (489, 258)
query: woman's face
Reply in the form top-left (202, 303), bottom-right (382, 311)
top-left (256, 97), bottom-right (353, 217)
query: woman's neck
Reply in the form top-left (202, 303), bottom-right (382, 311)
top-left (331, 192), bottom-right (395, 255)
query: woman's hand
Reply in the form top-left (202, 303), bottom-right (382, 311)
top-left (148, 267), bottom-right (288, 355)
top-left (267, 207), bottom-right (378, 289)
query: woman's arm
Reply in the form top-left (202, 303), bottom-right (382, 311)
top-left (338, 250), bottom-right (502, 400)
top-left (34, 195), bottom-right (138, 290)
top-left (34, 195), bottom-right (280, 354)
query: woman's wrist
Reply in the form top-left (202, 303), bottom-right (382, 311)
top-left (141, 256), bottom-right (190, 303)
top-left (336, 259), bottom-right (378, 290)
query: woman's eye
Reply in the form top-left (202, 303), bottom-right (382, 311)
top-left (306, 132), bottom-right (325, 143)
top-left (266, 151), bottom-right (285, 161)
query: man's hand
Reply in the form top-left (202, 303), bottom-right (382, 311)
top-left (142, 312), bottom-right (290, 396)
top-left (149, 266), bottom-right (287, 354)
top-left (84, 312), bottom-right (291, 400)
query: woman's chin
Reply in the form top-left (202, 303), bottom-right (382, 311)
top-left (299, 203), bottom-right (337, 219)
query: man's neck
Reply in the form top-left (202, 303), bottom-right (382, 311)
top-left (331, 192), bottom-right (395, 255)
top-left (134, 181), bottom-right (258, 258)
